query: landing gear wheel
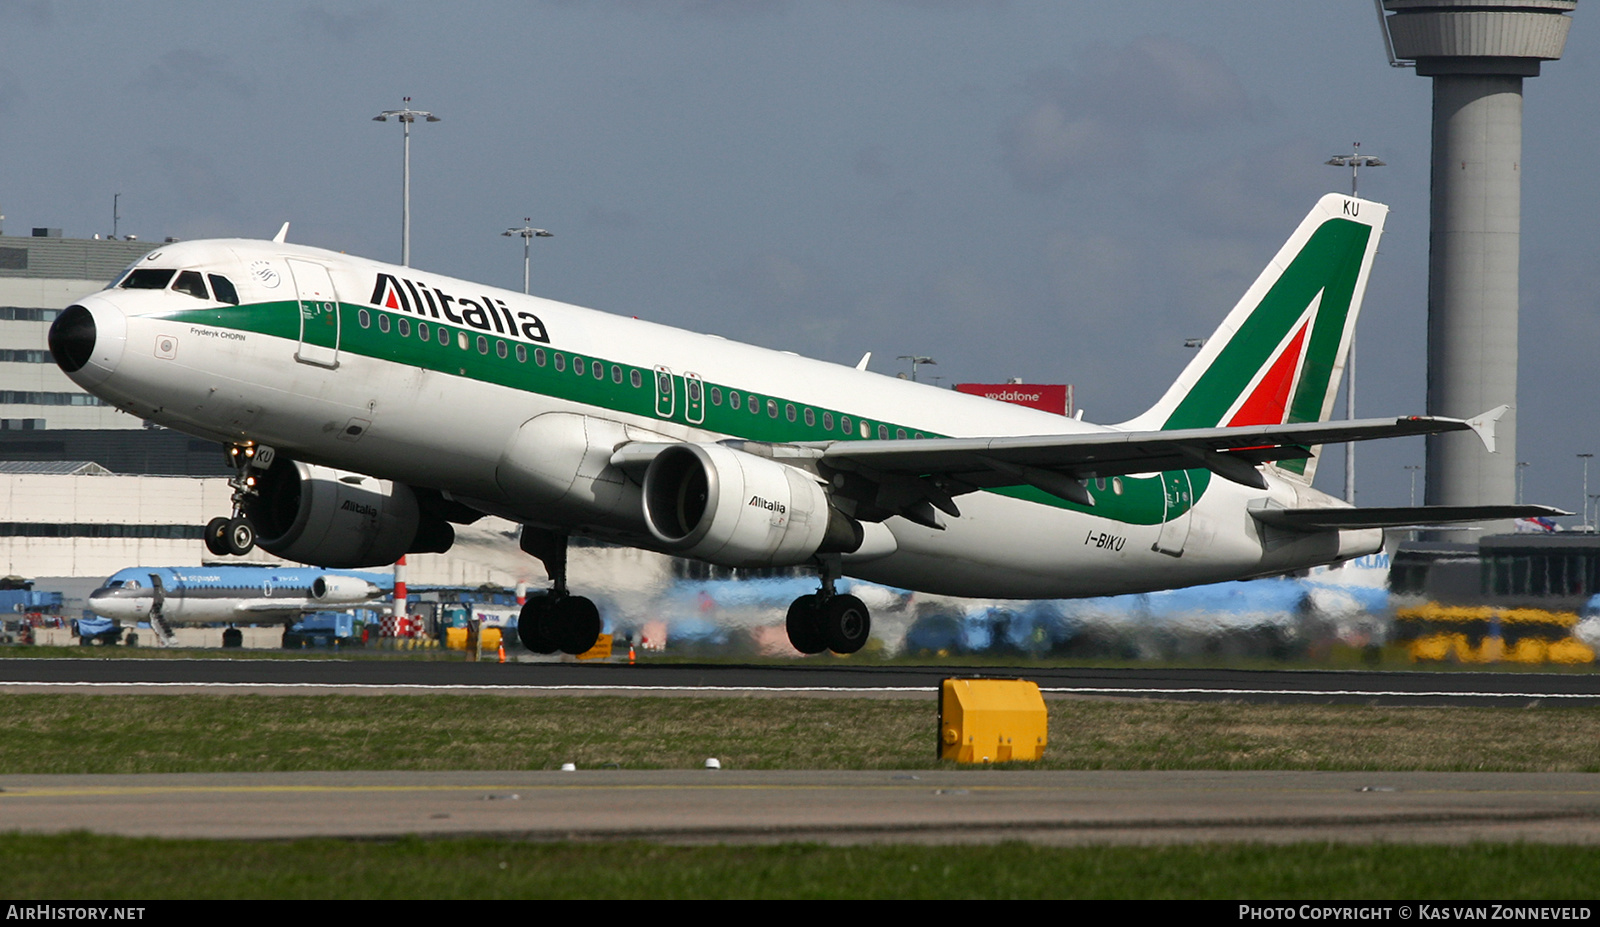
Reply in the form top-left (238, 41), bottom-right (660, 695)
top-left (204, 517), bottom-right (230, 557)
top-left (821, 594), bottom-right (870, 655)
top-left (226, 517), bottom-right (255, 556)
top-left (785, 594), bottom-right (827, 655)
top-left (550, 596), bottom-right (601, 656)
top-left (517, 597), bottom-right (560, 655)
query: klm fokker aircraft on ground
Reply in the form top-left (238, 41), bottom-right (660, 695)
top-left (88, 566), bottom-right (390, 626)
top-left (49, 195), bottom-right (1558, 657)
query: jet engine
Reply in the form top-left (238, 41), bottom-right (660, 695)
top-left (310, 575), bottom-right (381, 603)
top-left (642, 443), bottom-right (862, 567)
top-left (245, 460), bottom-right (453, 568)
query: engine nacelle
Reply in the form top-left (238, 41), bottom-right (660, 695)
top-left (642, 443), bottom-right (858, 568)
top-left (310, 575), bottom-right (381, 603)
top-left (245, 460), bottom-right (451, 568)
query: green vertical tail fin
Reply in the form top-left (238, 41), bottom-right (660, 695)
top-left (1119, 194), bottom-right (1388, 484)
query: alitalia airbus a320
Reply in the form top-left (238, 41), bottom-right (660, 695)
top-left (48, 194), bottom-right (1557, 656)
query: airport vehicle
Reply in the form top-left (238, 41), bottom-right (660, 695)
top-left (87, 566), bottom-right (390, 643)
top-left (49, 194), bottom-right (1558, 658)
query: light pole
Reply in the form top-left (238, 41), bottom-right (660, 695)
top-left (373, 98), bottom-right (441, 267)
top-left (1580, 454), bottom-right (1595, 531)
top-left (897, 355), bottom-right (936, 382)
top-left (1405, 464), bottom-right (1423, 507)
top-left (503, 221), bottom-right (554, 295)
top-left (1326, 143), bottom-right (1385, 505)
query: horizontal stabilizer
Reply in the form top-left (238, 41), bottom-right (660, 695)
top-left (1252, 504), bottom-right (1570, 532)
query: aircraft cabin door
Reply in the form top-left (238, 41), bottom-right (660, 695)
top-left (654, 365), bottom-right (676, 419)
top-left (684, 372), bottom-right (705, 424)
top-left (1152, 470), bottom-right (1193, 557)
top-left (288, 258), bottom-right (340, 369)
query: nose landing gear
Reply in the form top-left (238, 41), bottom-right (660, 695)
top-left (205, 443), bottom-right (270, 557)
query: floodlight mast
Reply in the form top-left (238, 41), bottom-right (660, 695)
top-left (373, 97), bottom-right (441, 267)
top-left (503, 221), bottom-right (554, 295)
top-left (1325, 143), bottom-right (1385, 505)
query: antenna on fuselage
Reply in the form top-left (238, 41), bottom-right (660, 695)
top-left (272, 222), bottom-right (290, 244)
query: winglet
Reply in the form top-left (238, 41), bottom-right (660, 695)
top-left (1466, 405), bottom-right (1509, 453)
top-left (272, 222), bottom-right (290, 244)
top-left (856, 352), bottom-right (871, 371)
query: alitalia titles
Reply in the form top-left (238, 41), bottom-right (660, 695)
top-left (749, 495), bottom-right (786, 515)
top-left (370, 274), bottom-right (550, 344)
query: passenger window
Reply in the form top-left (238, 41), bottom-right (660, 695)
top-left (729, 391), bottom-right (741, 410)
top-left (785, 403), bottom-right (796, 422)
top-left (554, 353), bottom-right (565, 372)
top-left (594, 359), bottom-right (605, 379)
top-left (766, 399), bottom-right (777, 418)
top-left (120, 268), bottom-right (175, 289)
top-left (612, 365), bottom-right (623, 384)
top-left (896, 428), bottom-right (907, 440)
top-left (398, 318), bottom-right (411, 337)
top-left (841, 416), bottom-right (852, 435)
top-left (173, 271), bottom-right (208, 300)
top-left (537, 348), bottom-right (548, 367)
top-left (516, 344), bottom-right (527, 363)
top-left (438, 327), bottom-right (450, 346)
top-left (208, 274), bottom-right (240, 305)
top-left (573, 357), bottom-right (584, 375)
top-left (477, 335), bottom-right (489, 355)
top-left (804, 408), bottom-right (815, 427)
top-left (497, 341), bottom-right (508, 359)
top-left (379, 315), bottom-right (391, 333)
top-left (878, 425), bottom-right (889, 440)
top-left (822, 411), bottom-right (833, 431)
top-left (358, 309), bottom-right (371, 329)
top-left (419, 322), bottom-right (430, 341)
top-left (629, 368), bottom-right (640, 387)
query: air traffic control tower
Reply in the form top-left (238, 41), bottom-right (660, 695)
top-left (1377, 1), bottom-right (1575, 539)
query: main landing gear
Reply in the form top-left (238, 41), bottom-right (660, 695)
top-left (205, 443), bottom-right (267, 557)
top-left (516, 527), bottom-right (602, 657)
top-left (784, 557), bottom-right (870, 656)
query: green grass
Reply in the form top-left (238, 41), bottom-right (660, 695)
top-left (4, 694), bottom-right (1600, 773)
top-left (1, 834), bottom-right (1596, 899)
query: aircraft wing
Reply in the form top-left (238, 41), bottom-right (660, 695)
top-left (792, 409), bottom-right (1506, 529)
top-left (235, 600), bottom-right (316, 614)
top-left (1250, 504), bottom-right (1570, 531)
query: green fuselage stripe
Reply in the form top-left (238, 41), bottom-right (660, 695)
top-left (160, 301), bottom-right (1206, 527)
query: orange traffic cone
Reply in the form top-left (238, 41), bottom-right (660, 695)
top-left (498, 640), bottom-right (506, 663)
top-left (628, 643), bottom-right (636, 665)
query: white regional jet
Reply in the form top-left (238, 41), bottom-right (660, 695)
top-left (49, 194), bottom-right (1558, 657)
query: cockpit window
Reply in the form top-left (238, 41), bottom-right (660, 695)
top-left (174, 271), bottom-right (209, 300)
top-left (208, 274), bottom-right (239, 305)
top-left (121, 268), bottom-right (176, 290)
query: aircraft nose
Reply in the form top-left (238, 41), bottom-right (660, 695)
top-left (48, 296), bottom-right (127, 388)
top-left (48, 304), bottom-right (97, 372)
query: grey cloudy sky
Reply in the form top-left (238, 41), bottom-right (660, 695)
top-left (3, 1), bottom-right (1596, 513)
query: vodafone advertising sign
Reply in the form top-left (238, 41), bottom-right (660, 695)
top-left (954, 383), bottom-right (1073, 416)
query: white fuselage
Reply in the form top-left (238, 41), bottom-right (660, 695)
top-left (60, 239), bottom-right (1379, 599)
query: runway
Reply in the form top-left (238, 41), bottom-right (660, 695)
top-left (2, 658), bottom-right (1599, 706)
top-left (3, 769), bottom-right (1598, 845)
